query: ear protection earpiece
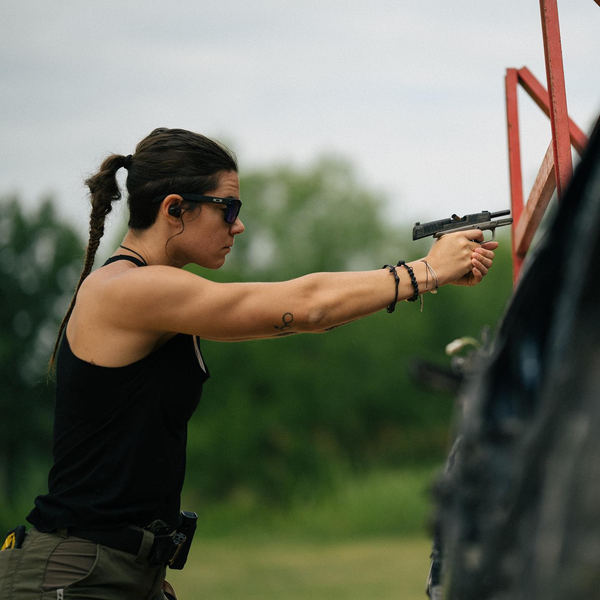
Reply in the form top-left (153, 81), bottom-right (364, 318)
top-left (168, 205), bottom-right (182, 217)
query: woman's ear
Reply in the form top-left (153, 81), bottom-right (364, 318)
top-left (161, 194), bottom-right (184, 221)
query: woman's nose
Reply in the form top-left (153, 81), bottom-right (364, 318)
top-left (231, 218), bottom-right (245, 235)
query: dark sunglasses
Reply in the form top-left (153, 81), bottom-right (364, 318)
top-left (151, 193), bottom-right (242, 224)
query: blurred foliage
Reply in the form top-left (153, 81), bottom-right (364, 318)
top-left (0, 195), bottom-right (84, 531)
top-left (211, 156), bottom-right (398, 279)
top-left (189, 465), bottom-right (439, 541)
top-left (0, 156), bottom-right (514, 530)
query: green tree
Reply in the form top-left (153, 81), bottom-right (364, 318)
top-left (0, 195), bottom-right (83, 530)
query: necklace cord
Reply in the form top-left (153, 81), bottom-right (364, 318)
top-left (118, 245), bottom-right (148, 266)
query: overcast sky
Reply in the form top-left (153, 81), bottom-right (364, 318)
top-left (1, 0), bottom-right (599, 242)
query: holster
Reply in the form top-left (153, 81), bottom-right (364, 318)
top-left (169, 511), bottom-right (197, 570)
top-left (147, 511), bottom-right (197, 570)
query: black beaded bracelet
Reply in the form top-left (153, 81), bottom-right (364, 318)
top-left (382, 264), bottom-right (400, 313)
top-left (396, 260), bottom-right (419, 302)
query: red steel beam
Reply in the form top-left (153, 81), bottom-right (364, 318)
top-left (514, 143), bottom-right (556, 258)
top-left (539, 0), bottom-right (573, 200)
top-left (506, 3), bottom-right (591, 284)
top-left (505, 68), bottom-right (525, 282)
top-left (517, 67), bottom-right (589, 154)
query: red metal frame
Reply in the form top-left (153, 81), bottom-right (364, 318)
top-left (506, 0), bottom-right (590, 283)
top-left (506, 67), bottom-right (588, 280)
top-left (505, 69), bottom-right (525, 279)
top-left (540, 0), bottom-right (573, 198)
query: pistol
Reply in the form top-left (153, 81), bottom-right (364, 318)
top-left (413, 210), bottom-right (512, 241)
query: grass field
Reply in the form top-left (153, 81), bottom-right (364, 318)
top-left (167, 536), bottom-right (432, 600)
top-left (167, 467), bottom-right (439, 599)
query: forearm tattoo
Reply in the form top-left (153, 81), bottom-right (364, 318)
top-left (274, 312), bottom-right (295, 336)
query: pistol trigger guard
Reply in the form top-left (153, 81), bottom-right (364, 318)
top-left (476, 227), bottom-right (495, 244)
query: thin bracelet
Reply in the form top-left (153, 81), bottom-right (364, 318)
top-left (382, 264), bottom-right (400, 313)
top-left (420, 259), bottom-right (439, 294)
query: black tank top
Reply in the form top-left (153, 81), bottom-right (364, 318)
top-left (27, 256), bottom-right (209, 531)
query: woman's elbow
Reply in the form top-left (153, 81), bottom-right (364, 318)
top-left (299, 274), bottom-right (329, 332)
top-left (305, 304), bottom-right (327, 331)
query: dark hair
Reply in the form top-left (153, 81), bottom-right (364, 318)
top-left (49, 127), bottom-right (237, 370)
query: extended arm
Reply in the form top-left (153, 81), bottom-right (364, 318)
top-left (99, 231), bottom-right (497, 342)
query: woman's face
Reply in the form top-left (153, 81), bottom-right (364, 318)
top-left (173, 170), bottom-right (245, 268)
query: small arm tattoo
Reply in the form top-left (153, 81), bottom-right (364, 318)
top-left (274, 312), bottom-right (294, 332)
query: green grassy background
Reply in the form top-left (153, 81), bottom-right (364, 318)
top-left (167, 467), bottom-right (439, 599)
top-left (168, 536), bottom-right (431, 600)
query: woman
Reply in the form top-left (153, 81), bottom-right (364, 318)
top-left (0, 127), bottom-right (498, 600)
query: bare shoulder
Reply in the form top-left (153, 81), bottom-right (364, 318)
top-left (76, 264), bottom-right (213, 330)
top-left (66, 265), bottom-right (211, 365)
top-left (84, 262), bottom-right (205, 289)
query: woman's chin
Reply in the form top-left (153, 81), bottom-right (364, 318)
top-left (204, 257), bottom-right (228, 270)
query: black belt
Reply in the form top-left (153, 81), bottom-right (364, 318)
top-left (65, 526), bottom-right (148, 556)
top-left (57, 511), bottom-right (198, 570)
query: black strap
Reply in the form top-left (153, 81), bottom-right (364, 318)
top-left (67, 526), bottom-right (145, 555)
top-left (66, 525), bottom-right (185, 566)
top-left (119, 245), bottom-right (148, 265)
top-left (103, 255), bottom-right (147, 268)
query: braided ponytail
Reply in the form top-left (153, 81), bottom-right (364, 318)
top-left (48, 154), bottom-right (130, 371)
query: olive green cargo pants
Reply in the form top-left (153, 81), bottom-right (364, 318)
top-left (0, 528), bottom-right (173, 599)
